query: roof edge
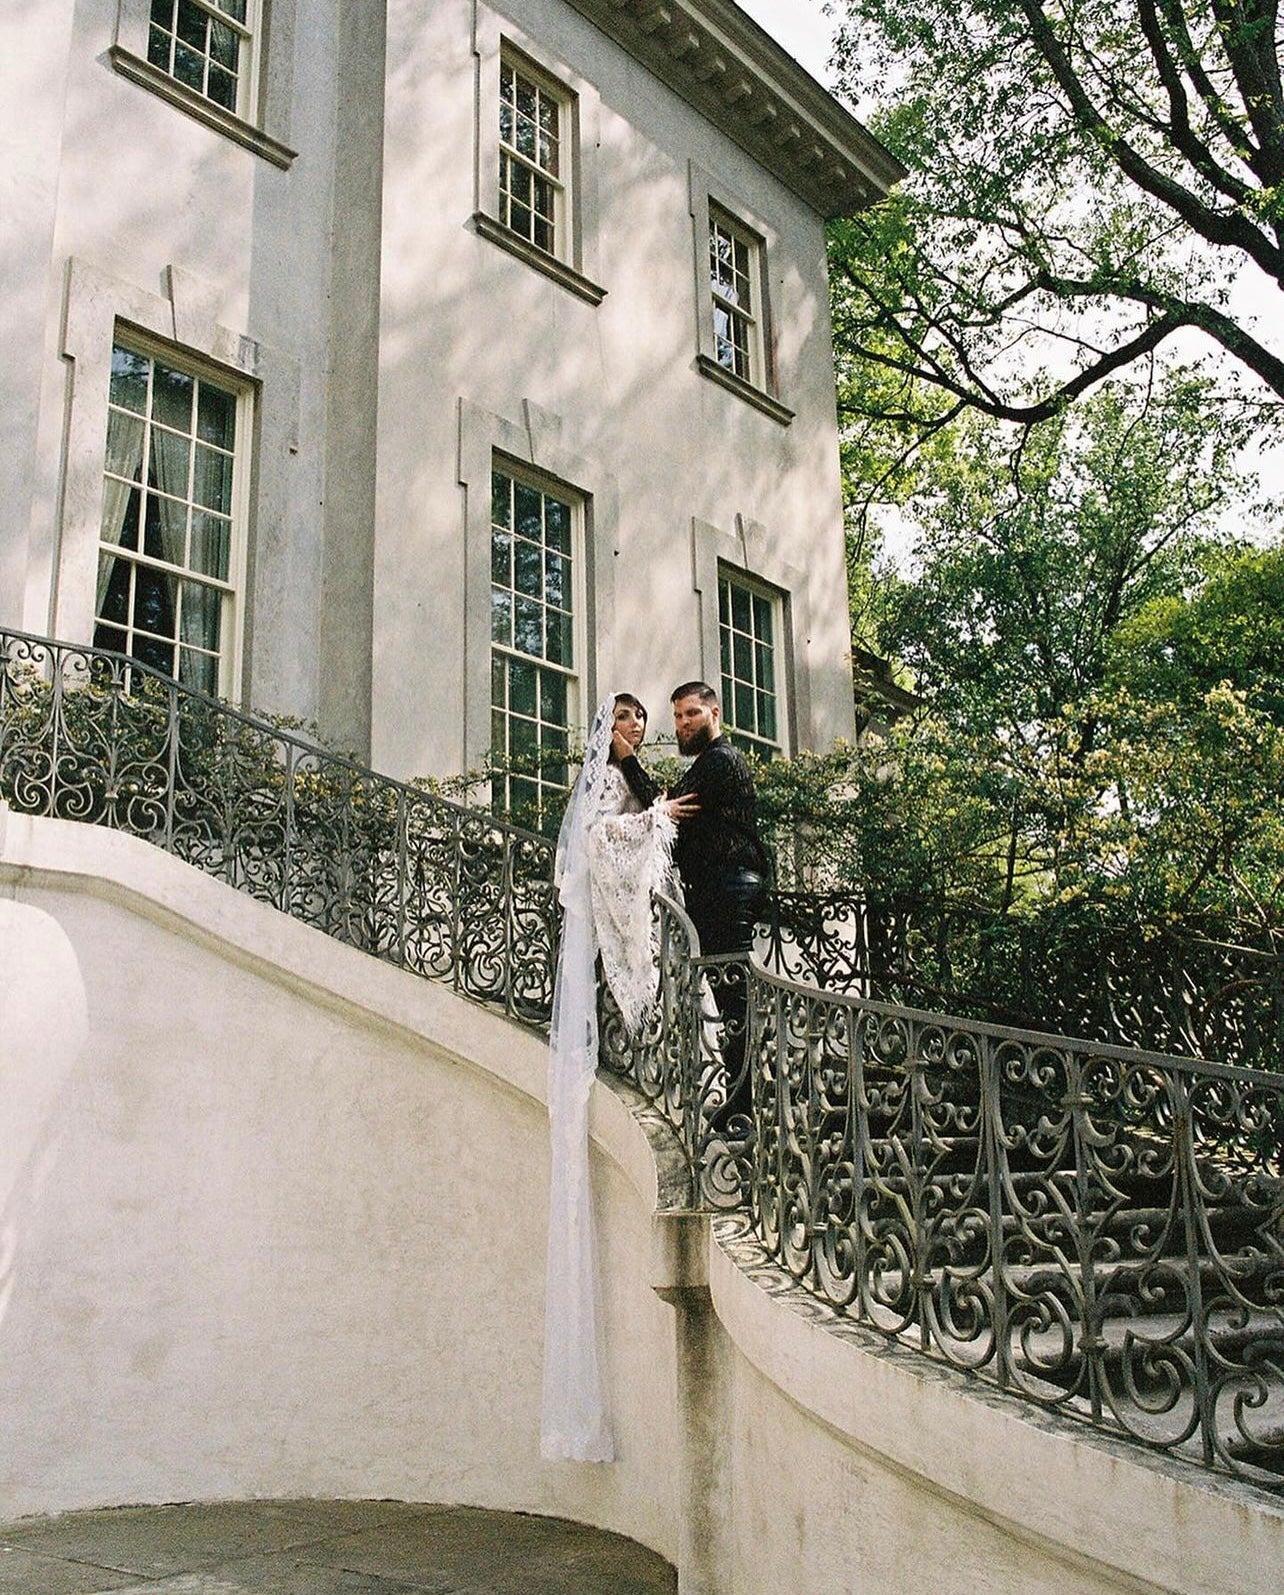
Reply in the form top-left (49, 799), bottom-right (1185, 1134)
top-left (562, 0), bottom-right (906, 217)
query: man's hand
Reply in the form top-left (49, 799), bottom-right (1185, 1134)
top-left (663, 793), bottom-right (700, 823)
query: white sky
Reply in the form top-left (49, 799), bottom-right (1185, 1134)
top-left (735, 0), bottom-right (838, 85)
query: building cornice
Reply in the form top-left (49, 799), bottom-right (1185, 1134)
top-left (563, 0), bottom-right (905, 216)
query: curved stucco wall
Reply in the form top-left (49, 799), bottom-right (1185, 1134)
top-left (2, 809), bottom-right (1282, 1594)
top-left (0, 809), bottom-right (680, 1550)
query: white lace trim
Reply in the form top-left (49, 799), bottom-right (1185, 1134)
top-left (587, 765), bottom-right (676, 1035)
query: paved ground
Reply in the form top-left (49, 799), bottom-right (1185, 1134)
top-left (0, 1500), bottom-right (678, 1594)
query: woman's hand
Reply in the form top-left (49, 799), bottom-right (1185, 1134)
top-left (611, 728), bottom-right (635, 762)
top-left (663, 793), bottom-right (700, 823)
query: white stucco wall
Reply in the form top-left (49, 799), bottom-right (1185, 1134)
top-left (5, 0), bottom-right (381, 751)
top-left (374, 0), bottom-right (857, 781)
top-left (4, 811), bottom-right (1283, 1594)
top-left (0, 811), bottom-right (679, 1549)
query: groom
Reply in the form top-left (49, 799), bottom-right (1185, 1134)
top-left (667, 681), bottom-right (768, 1134)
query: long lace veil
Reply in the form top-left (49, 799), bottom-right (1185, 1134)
top-left (540, 698), bottom-right (616, 1461)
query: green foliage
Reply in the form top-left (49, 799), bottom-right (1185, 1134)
top-left (829, 0), bottom-right (1284, 439)
top-left (1109, 542), bottom-right (1284, 720)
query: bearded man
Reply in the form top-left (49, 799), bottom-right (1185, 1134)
top-left (666, 680), bottom-right (768, 1136)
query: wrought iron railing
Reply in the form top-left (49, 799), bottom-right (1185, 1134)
top-left (0, 630), bottom-right (557, 1024)
top-left (6, 629), bottom-right (1283, 1488)
top-left (603, 918), bottom-right (1284, 1489)
top-left (771, 889), bottom-right (1284, 1074)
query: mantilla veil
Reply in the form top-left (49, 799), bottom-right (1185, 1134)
top-left (540, 696), bottom-right (674, 1462)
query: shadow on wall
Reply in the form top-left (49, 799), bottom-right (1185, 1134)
top-left (0, 884), bottom-right (88, 1336)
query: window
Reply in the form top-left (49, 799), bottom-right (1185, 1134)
top-left (146, 0), bottom-right (256, 117)
top-left (499, 53), bottom-right (568, 261)
top-left (709, 208), bottom-right (762, 387)
top-left (94, 341), bottom-right (246, 695)
top-left (490, 465), bottom-right (577, 825)
top-left (719, 572), bottom-right (780, 757)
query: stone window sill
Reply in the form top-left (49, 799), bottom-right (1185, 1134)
top-left (696, 354), bottom-right (794, 426)
top-left (109, 47), bottom-right (297, 170)
top-left (472, 214), bottom-right (606, 306)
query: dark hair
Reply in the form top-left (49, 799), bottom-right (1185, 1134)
top-left (613, 691), bottom-right (648, 723)
top-left (609, 692), bottom-right (648, 765)
top-left (669, 680), bottom-right (718, 706)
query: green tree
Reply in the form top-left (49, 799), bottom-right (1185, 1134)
top-left (873, 373), bottom-right (1249, 746)
top-left (1109, 540), bottom-right (1284, 717)
top-left (829, 0), bottom-right (1284, 447)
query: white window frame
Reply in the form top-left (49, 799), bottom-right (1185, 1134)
top-left (50, 258), bottom-right (298, 712)
top-left (471, 8), bottom-right (605, 305)
top-left (718, 566), bottom-right (782, 759)
top-left (94, 333), bottom-right (252, 698)
top-left (488, 460), bottom-right (583, 824)
top-left (110, 0), bottom-right (298, 168)
top-left (457, 399), bottom-right (619, 779)
top-left (689, 165), bottom-right (793, 425)
top-left (709, 206), bottom-right (764, 388)
top-left (498, 50), bottom-right (570, 265)
top-left (144, 0), bottom-right (260, 120)
top-left (691, 514), bottom-right (808, 755)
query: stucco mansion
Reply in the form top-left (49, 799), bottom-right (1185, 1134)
top-left (4, 7), bottom-right (1280, 1595)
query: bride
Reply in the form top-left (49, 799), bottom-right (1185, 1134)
top-left (540, 694), bottom-right (695, 1463)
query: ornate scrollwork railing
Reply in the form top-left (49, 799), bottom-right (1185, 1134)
top-left (604, 906), bottom-right (1284, 1489)
top-left (0, 629), bottom-right (557, 1024)
top-left (771, 890), bottom-right (1284, 1074)
top-left (7, 629), bottom-right (1284, 1488)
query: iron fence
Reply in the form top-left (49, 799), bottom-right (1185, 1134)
top-left (605, 911), bottom-right (1284, 1489)
top-left (6, 628), bottom-right (1284, 1488)
top-left (771, 889), bottom-right (1284, 1073)
top-left (0, 629), bottom-right (557, 1024)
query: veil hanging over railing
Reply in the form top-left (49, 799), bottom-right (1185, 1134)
top-left (540, 698), bottom-right (617, 1462)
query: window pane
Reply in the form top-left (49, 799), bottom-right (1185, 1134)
top-left (733, 629), bottom-right (753, 683)
top-left (190, 510), bottom-right (231, 580)
top-left (512, 714), bottom-right (538, 759)
top-left (177, 0), bottom-right (208, 51)
top-left (143, 491), bottom-right (187, 566)
top-left (97, 553), bottom-right (131, 629)
top-left (731, 582), bottom-right (752, 632)
top-left (135, 563), bottom-right (179, 642)
top-left (193, 442), bottom-right (232, 513)
top-left (179, 647), bottom-right (218, 695)
top-left (104, 411), bottom-right (146, 483)
top-left (509, 657), bottom-right (537, 718)
top-left (735, 681), bottom-right (754, 731)
top-left (491, 589), bottom-right (512, 645)
top-left (514, 538), bottom-right (542, 597)
top-left (514, 483), bottom-right (542, 542)
top-left (491, 471), bottom-right (512, 529)
top-left (180, 579), bottom-right (221, 654)
top-left (197, 383), bottom-right (236, 448)
top-left (152, 363), bottom-right (194, 432)
top-left (544, 550), bottom-right (567, 610)
top-left (540, 669), bottom-right (566, 725)
top-left (208, 64), bottom-right (236, 110)
top-left (514, 595), bottom-right (542, 656)
top-left (210, 19), bottom-right (237, 70)
top-left (491, 656), bottom-right (506, 708)
top-left (110, 346), bottom-right (150, 413)
top-left (148, 22), bottom-right (172, 71)
top-left (136, 633), bottom-right (176, 677)
top-left (150, 427), bottom-right (191, 501)
top-left (174, 42), bottom-right (205, 90)
top-left (491, 527), bottom-right (512, 587)
top-left (545, 607), bottom-right (571, 667)
top-left (544, 499), bottom-right (570, 553)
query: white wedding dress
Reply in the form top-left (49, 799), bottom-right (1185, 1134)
top-left (540, 701), bottom-right (674, 1463)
